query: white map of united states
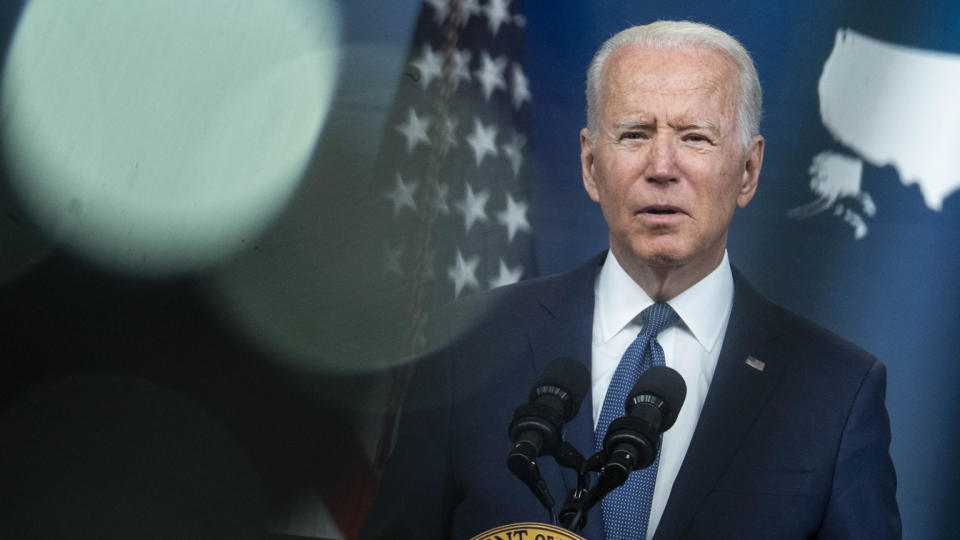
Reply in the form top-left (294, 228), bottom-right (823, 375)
top-left (790, 29), bottom-right (960, 238)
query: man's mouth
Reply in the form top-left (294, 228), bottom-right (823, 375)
top-left (640, 205), bottom-right (683, 215)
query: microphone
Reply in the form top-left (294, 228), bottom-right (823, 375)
top-left (557, 366), bottom-right (686, 532)
top-left (507, 357), bottom-right (589, 516)
top-left (600, 365), bottom-right (687, 488)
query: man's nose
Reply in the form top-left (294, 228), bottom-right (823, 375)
top-left (645, 134), bottom-right (678, 184)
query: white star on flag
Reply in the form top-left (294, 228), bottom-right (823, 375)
top-left (497, 193), bottom-right (530, 243)
top-left (410, 44), bottom-right (443, 90)
top-left (451, 49), bottom-right (473, 91)
top-left (511, 63), bottom-right (531, 110)
top-left (456, 182), bottom-right (490, 233)
top-left (465, 118), bottom-right (499, 167)
top-left (489, 258), bottom-right (524, 288)
top-left (501, 132), bottom-right (526, 177)
top-left (458, 0), bottom-right (481, 27)
top-left (483, 0), bottom-right (512, 36)
top-left (395, 107), bottom-right (430, 154)
top-left (448, 249), bottom-right (480, 298)
top-left (385, 173), bottom-right (418, 216)
top-left (426, 0), bottom-right (480, 28)
top-left (474, 51), bottom-right (507, 101)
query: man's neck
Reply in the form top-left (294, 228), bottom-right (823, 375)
top-left (611, 245), bottom-right (726, 302)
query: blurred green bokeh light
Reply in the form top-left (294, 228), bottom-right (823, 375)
top-left (2, 0), bottom-right (341, 275)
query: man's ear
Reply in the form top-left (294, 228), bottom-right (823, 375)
top-left (581, 128), bottom-right (600, 202)
top-left (737, 134), bottom-right (764, 208)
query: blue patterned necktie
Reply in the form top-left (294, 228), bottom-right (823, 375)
top-left (595, 302), bottom-right (679, 540)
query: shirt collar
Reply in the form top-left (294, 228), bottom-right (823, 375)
top-left (595, 250), bottom-right (734, 353)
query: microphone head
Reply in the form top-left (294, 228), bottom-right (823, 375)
top-left (529, 356), bottom-right (589, 422)
top-left (625, 366), bottom-right (687, 431)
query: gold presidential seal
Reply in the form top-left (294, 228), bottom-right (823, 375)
top-left (469, 522), bottom-right (586, 540)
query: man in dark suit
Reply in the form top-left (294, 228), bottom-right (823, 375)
top-left (362, 21), bottom-right (899, 540)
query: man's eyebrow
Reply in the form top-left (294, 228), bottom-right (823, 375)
top-left (613, 120), bottom-right (656, 130)
top-left (611, 120), bottom-right (721, 133)
top-left (674, 120), bottom-right (720, 132)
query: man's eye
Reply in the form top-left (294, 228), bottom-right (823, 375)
top-left (621, 132), bottom-right (646, 140)
top-left (684, 134), bottom-right (710, 143)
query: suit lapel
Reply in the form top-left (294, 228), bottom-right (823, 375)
top-left (527, 252), bottom-right (604, 538)
top-left (654, 270), bottom-right (785, 539)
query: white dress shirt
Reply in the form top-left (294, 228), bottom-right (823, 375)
top-left (591, 250), bottom-right (734, 540)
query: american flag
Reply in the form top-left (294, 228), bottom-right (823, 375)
top-left (370, 0), bottom-right (538, 518)
top-left (271, 4), bottom-right (538, 535)
top-left (376, 0), bottom-right (537, 356)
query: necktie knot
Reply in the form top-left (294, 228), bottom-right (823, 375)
top-left (640, 302), bottom-right (678, 339)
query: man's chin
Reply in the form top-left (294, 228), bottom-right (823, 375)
top-left (618, 248), bottom-right (690, 270)
top-left (629, 244), bottom-right (691, 268)
top-left (640, 253), bottom-right (687, 268)
top-left (611, 237), bottom-right (694, 270)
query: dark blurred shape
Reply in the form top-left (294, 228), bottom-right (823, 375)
top-left (0, 374), bottom-right (266, 539)
top-left (0, 161), bottom-right (54, 286)
top-left (0, 254), bottom-right (383, 539)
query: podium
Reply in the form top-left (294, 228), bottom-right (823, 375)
top-left (469, 522), bottom-right (586, 540)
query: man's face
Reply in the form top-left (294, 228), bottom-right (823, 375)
top-left (580, 45), bottom-right (763, 283)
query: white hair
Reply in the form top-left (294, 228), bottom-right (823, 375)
top-left (585, 20), bottom-right (762, 148)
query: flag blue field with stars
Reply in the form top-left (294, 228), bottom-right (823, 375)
top-left (376, 0), bottom-right (536, 354)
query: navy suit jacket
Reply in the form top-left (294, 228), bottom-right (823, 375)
top-left (362, 252), bottom-right (900, 539)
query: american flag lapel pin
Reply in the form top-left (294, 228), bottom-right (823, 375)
top-left (745, 355), bottom-right (765, 372)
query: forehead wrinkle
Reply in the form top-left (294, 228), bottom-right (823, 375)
top-left (599, 45), bottom-right (741, 130)
top-left (606, 80), bottom-right (733, 124)
top-left (627, 88), bottom-right (734, 139)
